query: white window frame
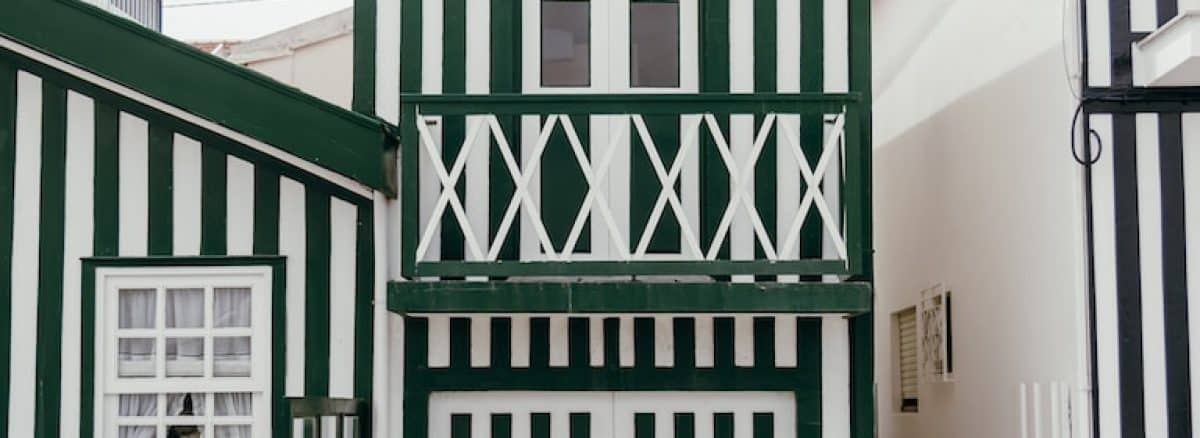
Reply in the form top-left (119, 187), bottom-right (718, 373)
top-left (93, 265), bottom-right (273, 438)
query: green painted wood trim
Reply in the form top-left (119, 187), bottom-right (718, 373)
top-left (636, 413), bottom-right (654, 438)
top-left (490, 0), bottom-right (522, 264)
top-left (305, 191), bottom-right (332, 395)
top-left (254, 167), bottom-right (281, 255)
top-left (200, 145), bottom-right (227, 255)
top-left (847, 0), bottom-right (873, 279)
top-left (0, 47), bottom-right (374, 205)
top-left (674, 413), bottom-right (694, 438)
top-left (699, 0), bottom-right (730, 275)
top-left (352, 0), bottom-right (377, 115)
top-left (33, 81), bottom-right (67, 438)
top-left (389, 281), bottom-right (871, 314)
top-left (402, 318), bottom-right (429, 438)
top-left (147, 123), bottom-right (173, 256)
top-left (754, 0), bottom-right (777, 278)
top-left (399, 0), bottom-right (422, 94)
top-left (403, 93), bottom-right (860, 114)
top-left (399, 102), bottom-right (418, 278)
top-left (849, 312), bottom-right (873, 438)
top-left (795, 318), bottom-right (822, 437)
top-left (753, 413), bottom-right (773, 438)
top-left (441, 0), bottom-right (468, 265)
top-left (714, 413), bottom-right (734, 438)
top-left (353, 200), bottom-right (374, 438)
top-left (0, 60), bottom-right (15, 437)
top-left (412, 259), bottom-right (848, 277)
top-left (492, 414), bottom-right (512, 438)
top-left (78, 256), bottom-right (288, 438)
top-left (93, 103), bottom-right (120, 258)
top-left (0, 0), bottom-right (390, 189)
top-left (570, 413), bottom-right (590, 438)
top-left (532, 413), bottom-right (551, 438)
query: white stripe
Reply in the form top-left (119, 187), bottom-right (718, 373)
top-left (329, 197), bottom-right (358, 397)
top-left (549, 316), bottom-right (569, 367)
top-left (1135, 113), bottom-right (1170, 438)
top-left (1183, 113), bottom-right (1200, 438)
top-left (428, 316), bottom-right (451, 368)
top-left (730, 0), bottom-right (755, 283)
top-left (619, 317), bottom-right (635, 367)
top-left (279, 176), bottom-right (307, 397)
top-left (372, 193), bottom-right (391, 437)
top-left (695, 316), bottom-right (715, 368)
top-left (1130, 0), bottom-right (1158, 32)
top-left (423, 0), bottom-right (444, 94)
top-left (1085, 0), bottom-right (1112, 87)
top-left (654, 316), bottom-right (675, 368)
top-left (118, 112), bottom-right (148, 256)
top-left (59, 91), bottom-right (95, 438)
top-left (824, 0), bottom-right (849, 93)
top-left (470, 315), bottom-right (491, 368)
top-left (0, 36), bottom-right (375, 198)
top-left (734, 316), bottom-right (754, 367)
top-left (1089, 114), bottom-right (1121, 438)
top-left (511, 316), bottom-right (530, 368)
top-left (465, 0), bottom-right (491, 266)
top-left (774, 316), bottom-right (798, 367)
top-left (171, 134), bottom-right (202, 256)
top-left (590, 317), bottom-right (605, 367)
top-left (226, 155), bottom-right (256, 256)
top-left (776, 0), bottom-right (801, 278)
top-left (821, 316), bottom-right (850, 438)
top-left (376, 0), bottom-right (401, 123)
top-left (7, 71), bottom-right (41, 438)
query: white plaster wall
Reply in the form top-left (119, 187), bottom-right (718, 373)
top-left (245, 34), bottom-right (354, 109)
top-left (872, 0), bottom-right (1090, 437)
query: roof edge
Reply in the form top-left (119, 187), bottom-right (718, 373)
top-left (1, 0), bottom-right (393, 192)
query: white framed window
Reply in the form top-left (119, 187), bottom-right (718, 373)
top-left (95, 266), bottom-right (272, 438)
top-left (892, 306), bottom-right (918, 413)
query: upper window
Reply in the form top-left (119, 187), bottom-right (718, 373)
top-left (630, 0), bottom-right (680, 87)
top-left (894, 306), bottom-right (918, 413)
top-left (100, 266), bottom-right (272, 438)
top-left (541, 0), bottom-right (591, 86)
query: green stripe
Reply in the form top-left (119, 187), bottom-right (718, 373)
top-left (253, 166), bottom-right (281, 255)
top-left (200, 145), bottom-right (227, 255)
top-left (849, 313), bottom-right (873, 438)
top-left (714, 317), bottom-right (734, 368)
top-left (147, 123), bottom-right (172, 255)
top-left (631, 115), bottom-right (681, 254)
top-left (753, 0), bottom-right (777, 278)
top-left (451, 413), bottom-right (471, 438)
top-left (674, 413), bottom-right (694, 438)
top-left (82, 101), bottom-right (120, 438)
top-left (403, 318), bottom-right (429, 438)
top-left (796, 318), bottom-right (822, 437)
top-left (492, 414), bottom-right (513, 438)
top-left (532, 413), bottom-right (551, 438)
top-left (568, 317), bottom-right (589, 366)
top-left (399, 0), bottom-right (422, 94)
top-left (634, 317), bottom-right (654, 368)
top-left (753, 413), bottom-right (774, 438)
top-left (490, 317), bottom-right (511, 368)
top-left (798, 0), bottom-right (824, 271)
top-left (636, 413), bottom-right (655, 438)
top-left (93, 103), bottom-right (120, 257)
top-left (0, 60), bottom-right (15, 437)
top-left (33, 81), bottom-right (67, 438)
top-left (441, 0), bottom-right (467, 264)
top-left (304, 190), bottom-right (331, 395)
top-left (352, 0), bottom-right (377, 115)
top-left (673, 318), bottom-right (695, 368)
top-left (450, 317), bottom-right (471, 368)
top-left (699, 0), bottom-right (730, 270)
top-left (529, 317), bottom-right (550, 368)
top-left (753, 316), bottom-right (775, 369)
top-left (353, 200), bottom-right (375, 436)
top-left (714, 413), bottom-right (734, 438)
top-left (490, 0), bottom-right (522, 263)
top-left (542, 115), bottom-right (590, 252)
top-left (570, 413), bottom-right (590, 438)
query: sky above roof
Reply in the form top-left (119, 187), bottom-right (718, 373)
top-left (162, 0), bottom-right (353, 42)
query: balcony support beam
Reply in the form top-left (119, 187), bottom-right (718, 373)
top-left (388, 281), bottom-right (871, 315)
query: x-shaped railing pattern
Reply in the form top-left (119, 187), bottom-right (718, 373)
top-left (413, 109), bottom-right (848, 264)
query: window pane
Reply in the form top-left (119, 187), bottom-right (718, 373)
top-left (213, 288), bottom-right (251, 328)
top-left (118, 338), bottom-right (156, 378)
top-left (165, 425), bottom-right (203, 438)
top-left (214, 392), bottom-right (253, 416)
top-left (165, 288), bottom-right (204, 328)
top-left (213, 337), bottom-right (251, 377)
top-left (119, 289), bottom-right (156, 329)
top-left (118, 425), bottom-right (157, 438)
top-left (630, 0), bottom-right (679, 87)
top-left (167, 393), bottom-right (206, 416)
top-left (541, 0), bottom-right (590, 86)
top-left (214, 425), bottom-right (250, 437)
top-left (166, 337), bottom-right (205, 377)
top-left (118, 394), bottom-right (157, 416)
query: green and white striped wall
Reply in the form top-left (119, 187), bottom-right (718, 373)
top-left (0, 37), bottom-right (376, 438)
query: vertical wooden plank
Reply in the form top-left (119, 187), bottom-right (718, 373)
top-left (7, 71), bottom-right (41, 438)
top-left (146, 123), bottom-right (172, 255)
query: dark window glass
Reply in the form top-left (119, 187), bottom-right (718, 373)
top-left (541, 0), bottom-right (591, 86)
top-left (631, 0), bottom-right (680, 87)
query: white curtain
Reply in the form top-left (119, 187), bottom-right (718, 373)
top-left (214, 288), bottom-right (251, 327)
top-left (118, 394), bottom-right (156, 438)
top-left (166, 289), bottom-right (204, 328)
top-left (118, 289), bottom-right (155, 329)
top-left (214, 336), bottom-right (252, 377)
top-left (214, 393), bottom-right (254, 438)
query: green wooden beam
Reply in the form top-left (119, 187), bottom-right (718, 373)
top-left (402, 92), bottom-right (861, 115)
top-left (389, 281), bottom-right (871, 314)
top-left (412, 259), bottom-right (849, 277)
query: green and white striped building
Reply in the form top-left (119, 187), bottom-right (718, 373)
top-left (0, 0), bottom-right (873, 436)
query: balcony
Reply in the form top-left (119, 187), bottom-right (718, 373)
top-left (398, 93), bottom-right (870, 280)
